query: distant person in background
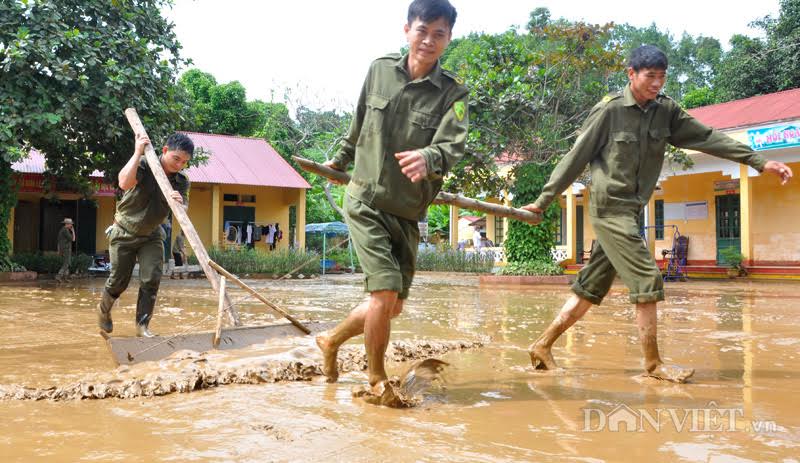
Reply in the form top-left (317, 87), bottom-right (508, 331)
top-left (472, 228), bottom-right (482, 252)
top-left (272, 223), bottom-right (281, 250)
top-left (56, 218), bottom-right (76, 282)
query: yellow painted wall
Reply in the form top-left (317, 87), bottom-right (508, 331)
top-left (580, 192), bottom-right (595, 252)
top-left (183, 183), bottom-right (306, 253)
top-left (184, 185), bottom-right (212, 248)
top-left (657, 171), bottom-right (734, 262)
top-left (94, 196), bottom-right (116, 252)
top-left (750, 161), bottom-right (800, 263)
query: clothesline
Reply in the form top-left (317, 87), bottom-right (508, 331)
top-left (224, 221), bottom-right (282, 248)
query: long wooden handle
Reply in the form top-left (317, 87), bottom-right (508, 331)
top-left (124, 108), bottom-right (241, 326)
top-left (208, 260), bottom-right (311, 335)
top-left (212, 276), bottom-right (226, 348)
top-left (292, 155), bottom-right (542, 225)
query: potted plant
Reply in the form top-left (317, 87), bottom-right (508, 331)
top-left (719, 247), bottom-right (747, 278)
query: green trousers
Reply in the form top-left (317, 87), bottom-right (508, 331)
top-left (572, 213), bottom-right (664, 305)
top-left (344, 195), bottom-right (420, 300)
top-left (104, 224), bottom-right (164, 325)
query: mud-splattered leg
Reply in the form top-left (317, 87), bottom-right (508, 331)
top-left (529, 295), bottom-right (592, 370)
top-left (316, 299), bottom-right (368, 383)
top-left (316, 293), bottom-right (403, 383)
top-left (364, 290), bottom-right (399, 387)
top-left (637, 302), bottom-right (694, 383)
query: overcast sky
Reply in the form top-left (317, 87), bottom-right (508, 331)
top-left (165, 0), bottom-right (780, 111)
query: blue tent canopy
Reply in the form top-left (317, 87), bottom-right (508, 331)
top-left (304, 222), bottom-right (353, 275)
top-left (305, 221), bottom-right (349, 235)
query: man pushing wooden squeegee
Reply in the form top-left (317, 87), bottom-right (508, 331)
top-left (102, 109), bottom-right (310, 340)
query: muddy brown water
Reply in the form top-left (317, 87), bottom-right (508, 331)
top-left (0, 275), bottom-right (798, 462)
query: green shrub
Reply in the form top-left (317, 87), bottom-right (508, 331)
top-left (416, 247), bottom-right (494, 273)
top-left (10, 252), bottom-right (94, 274)
top-left (326, 248), bottom-right (358, 268)
top-left (0, 261), bottom-right (27, 272)
top-left (498, 260), bottom-right (564, 276)
top-left (189, 247), bottom-right (320, 276)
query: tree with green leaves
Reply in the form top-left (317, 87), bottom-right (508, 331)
top-left (715, 0), bottom-right (800, 102)
top-left (178, 69), bottom-right (268, 136)
top-left (0, 0), bottom-right (188, 269)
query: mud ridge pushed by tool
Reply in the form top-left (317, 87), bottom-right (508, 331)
top-left (0, 339), bottom-right (482, 401)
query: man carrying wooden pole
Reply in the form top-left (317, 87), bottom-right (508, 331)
top-left (96, 132), bottom-right (194, 337)
top-left (315, 0), bottom-right (470, 398)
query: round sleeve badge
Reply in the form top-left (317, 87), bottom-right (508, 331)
top-left (453, 101), bottom-right (466, 122)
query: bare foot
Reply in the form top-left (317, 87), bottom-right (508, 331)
top-left (528, 342), bottom-right (558, 370)
top-left (315, 332), bottom-right (339, 383)
top-left (645, 363), bottom-right (695, 383)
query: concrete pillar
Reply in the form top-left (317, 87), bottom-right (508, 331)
top-left (565, 187), bottom-right (576, 263)
top-left (211, 185), bottom-right (221, 246)
top-left (646, 196), bottom-right (656, 257)
top-left (739, 164), bottom-right (754, 266)
top-left (486, 213), bottom-right (496, 245)
top-left (7, 207), bottom-right (14, 250)
top-left (297, 189), bottom-right (307, 249)
top-left (449, 205), bottom-right (459, 249)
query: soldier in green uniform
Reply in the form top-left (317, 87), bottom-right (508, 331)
top-left (522, 45), bottom-right (793, 382)
top-left (316, 0), bottom-right (468, 394)
top-left (96, 132), bottom-right (192, 337)
top-left (56, 218), bottom-right (75, 282)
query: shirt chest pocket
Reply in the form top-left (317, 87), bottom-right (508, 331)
top-left (406, 109), bottom-right (442, 148)
top-left (611, 131), bottom-right (639, 161)
top-left (648, 127), bottom-right (671, 151)
top-left (365, 94), bottom-right (390, 133)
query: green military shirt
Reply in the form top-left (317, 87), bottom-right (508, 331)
top-left (331, 53), bottom-right (469, 222)
top-left (114, 158), bottom-right (190, 236)
top-left (57, 226), bottom-right (73, 252)
top-left (534, 84), bottom-right (767, 216)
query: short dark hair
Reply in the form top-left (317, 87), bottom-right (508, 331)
top-left (407, 0), bottom-right (457, 30)
top-left (628, 45), bottom-right (668, 71)
top-left (165, 133), bottom-right (194, 158)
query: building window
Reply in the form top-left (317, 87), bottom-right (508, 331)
top-left (223, 194), bottom-right (239, 202)
top-left (494, 215), bottom-right (504, 245)
top-left (655, 200), bottom-right (664, 240)
top-left (240, 194), bottom-right (256, 203)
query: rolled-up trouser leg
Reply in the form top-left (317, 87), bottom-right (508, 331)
top-left (589, 214), bottom-right (664, 304)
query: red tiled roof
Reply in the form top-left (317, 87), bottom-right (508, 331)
top-left (12, 134), bottom-right (310, 189)
top-left (687, 87), bottom-right (800, 130)
top-left (183, 132), bottom-right (309, 189)
top-left (11, 149), bottom-right (104, 177)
